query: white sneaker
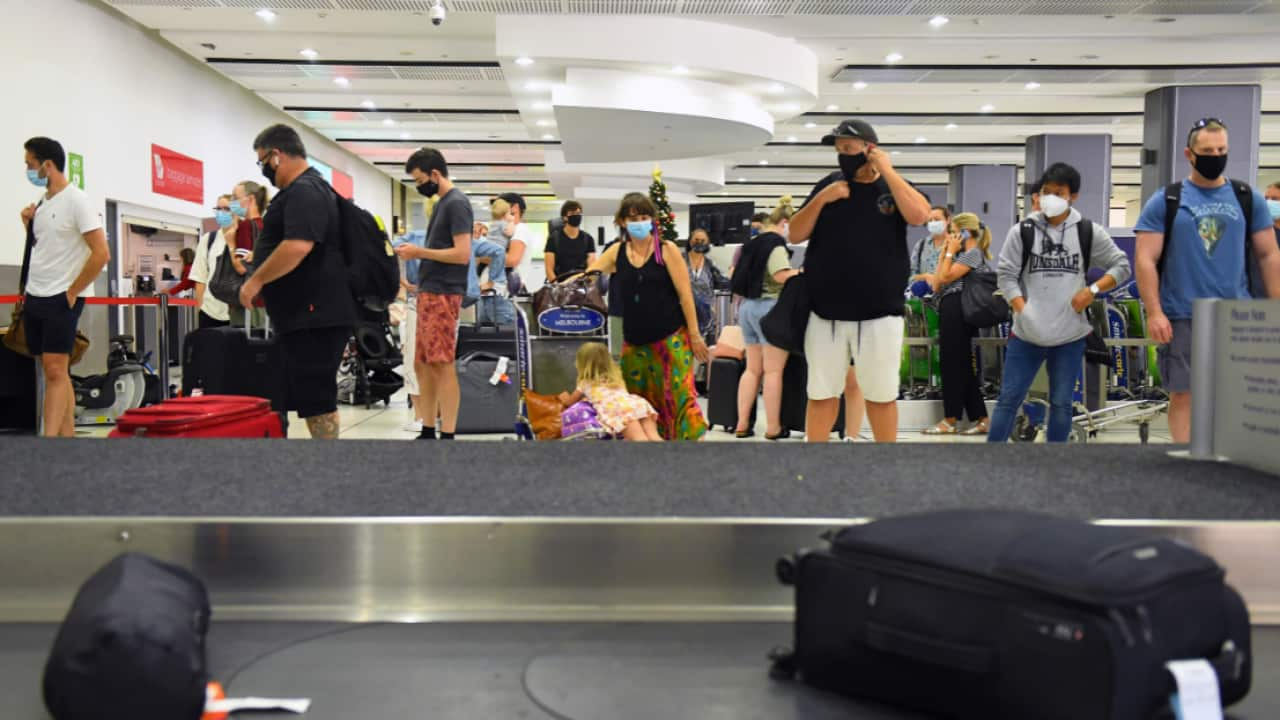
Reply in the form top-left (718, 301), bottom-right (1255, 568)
top-left (403, 419), bottom-right (423, 433)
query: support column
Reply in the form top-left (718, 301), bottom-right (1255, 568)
top-left (1025, 134), bottom-right (1113, 224)
top-left (1141, 85), bottom-right (1262, 202)
top-left (948, 165), bottom-right (1016, 258)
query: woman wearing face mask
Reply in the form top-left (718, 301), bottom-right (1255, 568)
top-left (924, 212), bottom-right (993, 435)
top-left (225, 180), bottom-right (269, 325)
top-left (684, 228), bottom-right (727, 348)
top-left (729, 197), bottom-right (800, 439)
top-left (583, 192), bottom-right (709, 440)
top-left (910, 206), bottom-right (952, 291)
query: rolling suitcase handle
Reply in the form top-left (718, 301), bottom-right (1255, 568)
top-left (242, 309), bottom-right (272, 339)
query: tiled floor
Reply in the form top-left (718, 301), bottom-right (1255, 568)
top-left (80, 391), bottom-right (1165, 444)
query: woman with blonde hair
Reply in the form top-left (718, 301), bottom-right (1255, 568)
top-left (559, 342), bottom-right (662, 441)
top-left (729, 196), bottom-right (800, 439)
top-left (924, 211), bottom-right (992, 435)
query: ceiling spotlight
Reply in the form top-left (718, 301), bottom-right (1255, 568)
top-left (673, 65), bottom-right (689, 74)
top-left (825, 104), bottom-right (839, 112)
top-left (853, 81), bottom-right (868, 91)
top-left (928, 15), bottom-right (949, 28)
top-left (536, 120), bottom-right (552, 127)
top-left (804, 122), bottom-right (817, 129)
top-left (541, 133), bottom-right (555, 141)
top-left (914, 136), bottom-right (927, 144)
top-left (255, 9), bottom-right (276, 21)
top-left (360, 99), bottom-right (376, 110)
top-left (299, 48), bottom-right (318, 60)
top-left (333, 77), bottom-right (350, 87)
top-left (767, 83), bottom-right (785, 94)
top-left (515, 56), bottom-right (534, 66)
top-left (980, 103), bottom-right (995, 113)
top-left (884, 53), bottom-right (904, 64)
top-left (786, 136), bottom-right (798, 143)
top-left (383, 118), bottom-right (396, 126)
top-left (758, 160), bottom-right (769, 166)
top-left (945, 123), bottom-right (958, 130)
top-left (737, 177), bottom-right (747, 182)
top-left (1024, 81), bottom-right (1041, 90)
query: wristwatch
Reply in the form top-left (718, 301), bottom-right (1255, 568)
top-left (1089, 282), bottom-right (1101, 296)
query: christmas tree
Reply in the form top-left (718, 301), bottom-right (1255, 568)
top-left (649, 166), bottom-right (678, 244)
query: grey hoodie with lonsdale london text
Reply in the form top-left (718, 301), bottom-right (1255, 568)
top-left (996, 208), bottom-right (1132, 348)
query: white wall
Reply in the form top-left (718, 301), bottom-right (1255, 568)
top-left (0, 0), bottom-right (392, 267)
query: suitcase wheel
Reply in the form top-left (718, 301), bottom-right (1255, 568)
top-left (775, 555), bottom-right (798, 586)
top-left (767, 646), bottom-right (797, 681)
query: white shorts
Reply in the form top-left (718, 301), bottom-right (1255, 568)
top-left (400, 299), bottom-right (419, 396)
top-left (803, 313), bottom-right (904, 403)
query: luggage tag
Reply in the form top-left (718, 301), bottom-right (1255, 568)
top-left (1166, 659), bottom-right (1222, 720)
top-left (204, 681), bottom-right (312, 719)
top-left (489, 356), bottom-right (511, 386)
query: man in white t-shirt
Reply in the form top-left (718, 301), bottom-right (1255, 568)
top-left (20, 137), bottom-right (110, 437)
top-left (187, 194), bottom-right (233, 328)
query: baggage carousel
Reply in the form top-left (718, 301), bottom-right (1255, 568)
top-left (2, 438), bottom-right (1279, 718)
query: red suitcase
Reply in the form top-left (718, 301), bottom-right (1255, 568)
top-left (108, 395), bottom-right (285, 438)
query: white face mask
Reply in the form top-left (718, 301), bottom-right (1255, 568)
top-left (926, 220), bottom-right (947, 236)
top-left (1040, 194), bottom-right (1070, 218)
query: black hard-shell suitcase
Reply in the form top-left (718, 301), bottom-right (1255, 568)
top-left (456, 320), bottom-right (517, 360)
top-left (772, 509), bottom-right (1252, 720)
top-left (707, 356), bottom-right (755, 432)
top-left (181, 318), bottom-right (287, 410)
top-left (44, 553), bottom-right (211, 720)
top-left (780, 354), bottom-right (845, 437)
top-left (456, 351), bottom-right (519, 434)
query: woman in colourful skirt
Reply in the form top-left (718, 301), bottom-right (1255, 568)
top-left (584, 192), bottom-right (709, 440)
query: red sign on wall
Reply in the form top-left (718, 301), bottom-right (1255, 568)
top-left (151, 144), bottom-right (204, 204)
top-left (332, 168), bottom-right (354, 199)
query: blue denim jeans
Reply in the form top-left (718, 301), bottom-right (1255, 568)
top-left (477, 295), bottom-right (515, 327)
top-left (988, 335), bottom-right (1085, 443)
top-left (473, 238), bottom-right (507, 290)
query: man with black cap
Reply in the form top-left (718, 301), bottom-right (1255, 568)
top-left (786, 119), bottom-right (931, 443)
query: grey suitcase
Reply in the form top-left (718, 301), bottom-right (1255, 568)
top-left (455, 351), bottom-right (519, 434)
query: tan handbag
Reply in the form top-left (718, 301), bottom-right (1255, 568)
top-left (522, 390), bottom-right (564, 440)
top-left (4, 201), bottom-right (91, 365)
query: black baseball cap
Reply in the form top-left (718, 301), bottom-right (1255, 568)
top-left (821, 119), bottom-right (879, 146)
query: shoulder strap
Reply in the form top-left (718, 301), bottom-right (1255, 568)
top-left (1078, 218), bottom-right (1094, 275)
top-left (1231, 180), bottom-right (1255, 295)
top-left (915, 238), bottom-right (926, 270)
top-left (1158, 182), bottom-right (1182, 277)
top-left (18, 201), bottom-right (43, 294)
top-left (1019, 219), bottom-right (1035, 275)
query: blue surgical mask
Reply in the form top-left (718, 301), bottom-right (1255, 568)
top-left (926, 220), bottom-right (947, 236)
top-left (1268, 198), bottom-right (1280, 221)
top-left (229, 200), bottom-right (247, 218)
top-left (626, 220), bottom-right (653, 240)
top-left (215, 210), bottom-right (234, 228)
top-left (27, 169), bottom-right (47, 188)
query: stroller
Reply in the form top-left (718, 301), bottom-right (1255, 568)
top-left (338, 311), bottom-right (405, 409)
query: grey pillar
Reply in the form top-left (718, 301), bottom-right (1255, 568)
top-left (1141, 85), bottom-right (1262, 203)
top-left (1025, 134), bottom-right (1113, 224)
top-left (948, 165), bottom-right (1016, 258)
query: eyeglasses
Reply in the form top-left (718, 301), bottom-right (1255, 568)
top-left (255, 151), bottom-right (274, 168)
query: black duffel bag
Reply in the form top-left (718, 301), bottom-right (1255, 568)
top-left (760, 273), bottom-right (811, 356)
top-left (44, 553), bottom-right (211, 720)
top-left (771, 509), bottom-right (1252, 720)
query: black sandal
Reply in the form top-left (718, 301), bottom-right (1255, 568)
top-left (765, 429), bottom-right (792, 441)
top-left (734, 429), bottom-right (755, 439)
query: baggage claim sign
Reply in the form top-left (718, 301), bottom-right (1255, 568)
top-left (150, 144), bottom-right (203, 204)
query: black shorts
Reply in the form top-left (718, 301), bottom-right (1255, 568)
top-left (280, 326), bottom-right (350, 419)
top-left (22, 293), bottom-right (85, 356)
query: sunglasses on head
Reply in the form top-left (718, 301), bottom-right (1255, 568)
top-left (1187, 117), bottom-right (1228, 146)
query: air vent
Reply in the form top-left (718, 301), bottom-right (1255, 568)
top-left (566, 0), bottom-right (678, 11)
top-left (682, 0), bottom-right (793, 13)
top-left (333, 0), bottom-right (437, 9)
top-left (211, 62), bottom-right (310, 78)
top-left (219, 0), bottom-right (335, 8)
top-left (791, 0), bottom-right (912, 13)
top-left (393, 67), bottom-right (493, 81)
top-left (108, 0), bottom-right (224, 6)
top-left (301, 64), bottom-right (399, 80)
top-left (449, 0), bottom-right (563, 11)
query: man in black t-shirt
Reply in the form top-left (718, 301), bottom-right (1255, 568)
top-left (787, 119), bottom-right (931, 443)
top-left (240, 124), bottom-right (356, 439)
top-left (544, 200), bottom-right (596, 281)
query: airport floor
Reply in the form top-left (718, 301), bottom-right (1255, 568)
top-left (76, 391), bottom-right (1174, 443)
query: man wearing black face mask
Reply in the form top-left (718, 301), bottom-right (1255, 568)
top-left (544, 200), bottom-right (595, 281)
top-left (786, 119), bottom-right (931, 443)
top-left (240, 124), bottom-right (356, 440)
top-left (1135, 118), bottom-right (1280, 444)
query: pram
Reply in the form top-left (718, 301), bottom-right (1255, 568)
top-left (338, 311), bottom-right (405, 409)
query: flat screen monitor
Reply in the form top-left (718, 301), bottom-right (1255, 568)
top-left (689, 201), bottom-right (755, 247)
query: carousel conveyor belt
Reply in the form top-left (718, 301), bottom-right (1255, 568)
top-left (3, 622), bottom-right (1279, 719)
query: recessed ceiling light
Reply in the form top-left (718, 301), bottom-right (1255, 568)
top-left (299, 48), bottom-right (318, 60)
top-left (928, 15), bottom-right (949, 28)
top-left (673, 65), bottom-right (689, 74)
top-left (333, 77), bottom-right (350, 87)
top-left (541, 133), bottom-right (555, 140)
top-left (400, 132), bottom-right (410, 139)
top-left (914, 136), bottom-right (927, 144)
top-left (891, 151), bottom-right (901, 156)
top-left (786, 136), bottom-right (798, 143)
top-left (980, 103), bottom-right (995, 113)
top-left (804, 122), bottom-right (817, 129)
top-left (825, 104), bottom-right (839, 112)
top-left (737, 177), bottom-right (746, 182)
top-left (515, 56), bottom-right (534, 66)
top-left (945, 123), bottom-right (959, 130)
top-left (853, 81), bottom-right (868, 90)
top-left (255, 9), bottom-right (276, 21)
top-left (536, 120), bottom-right (552, 127)
top-left (1024, 81), bottom-right (1041, 90)
top-left (767, 83), bottom-right (785, 94)
top-left (523, 81), bottom-right (539, 91)
top-left (758, 160), bottom-right (769, 166)
top-left (360, 99), bottom-right (376, 110)
top-left (383, 118), bottom-right (396, 126)
top-left (884, 53), bottom-right (904, 64)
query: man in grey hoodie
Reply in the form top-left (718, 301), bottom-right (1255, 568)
top-left (988, 163), bottom-right (1132, 443)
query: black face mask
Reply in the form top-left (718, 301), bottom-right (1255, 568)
top-left (566, 215), bottom-right (583, 228)
top-left (1191, 152), bottom-right (1228, 181)
top-left (260, 153), bottom-right (277, 187)
top-left (838, 152), bottom-right (868, 182)
top-left (416, 180), bottom-right (439, 198)
top-left (690, 243), bottom-right (710, 254)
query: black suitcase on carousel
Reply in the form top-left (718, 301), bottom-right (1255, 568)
top-left (707, 356), bottom-right (755, 433)
top-left (780, 354), bottom-right (845, 437)
top-left (771, 509), bottom-right (1252, 720)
